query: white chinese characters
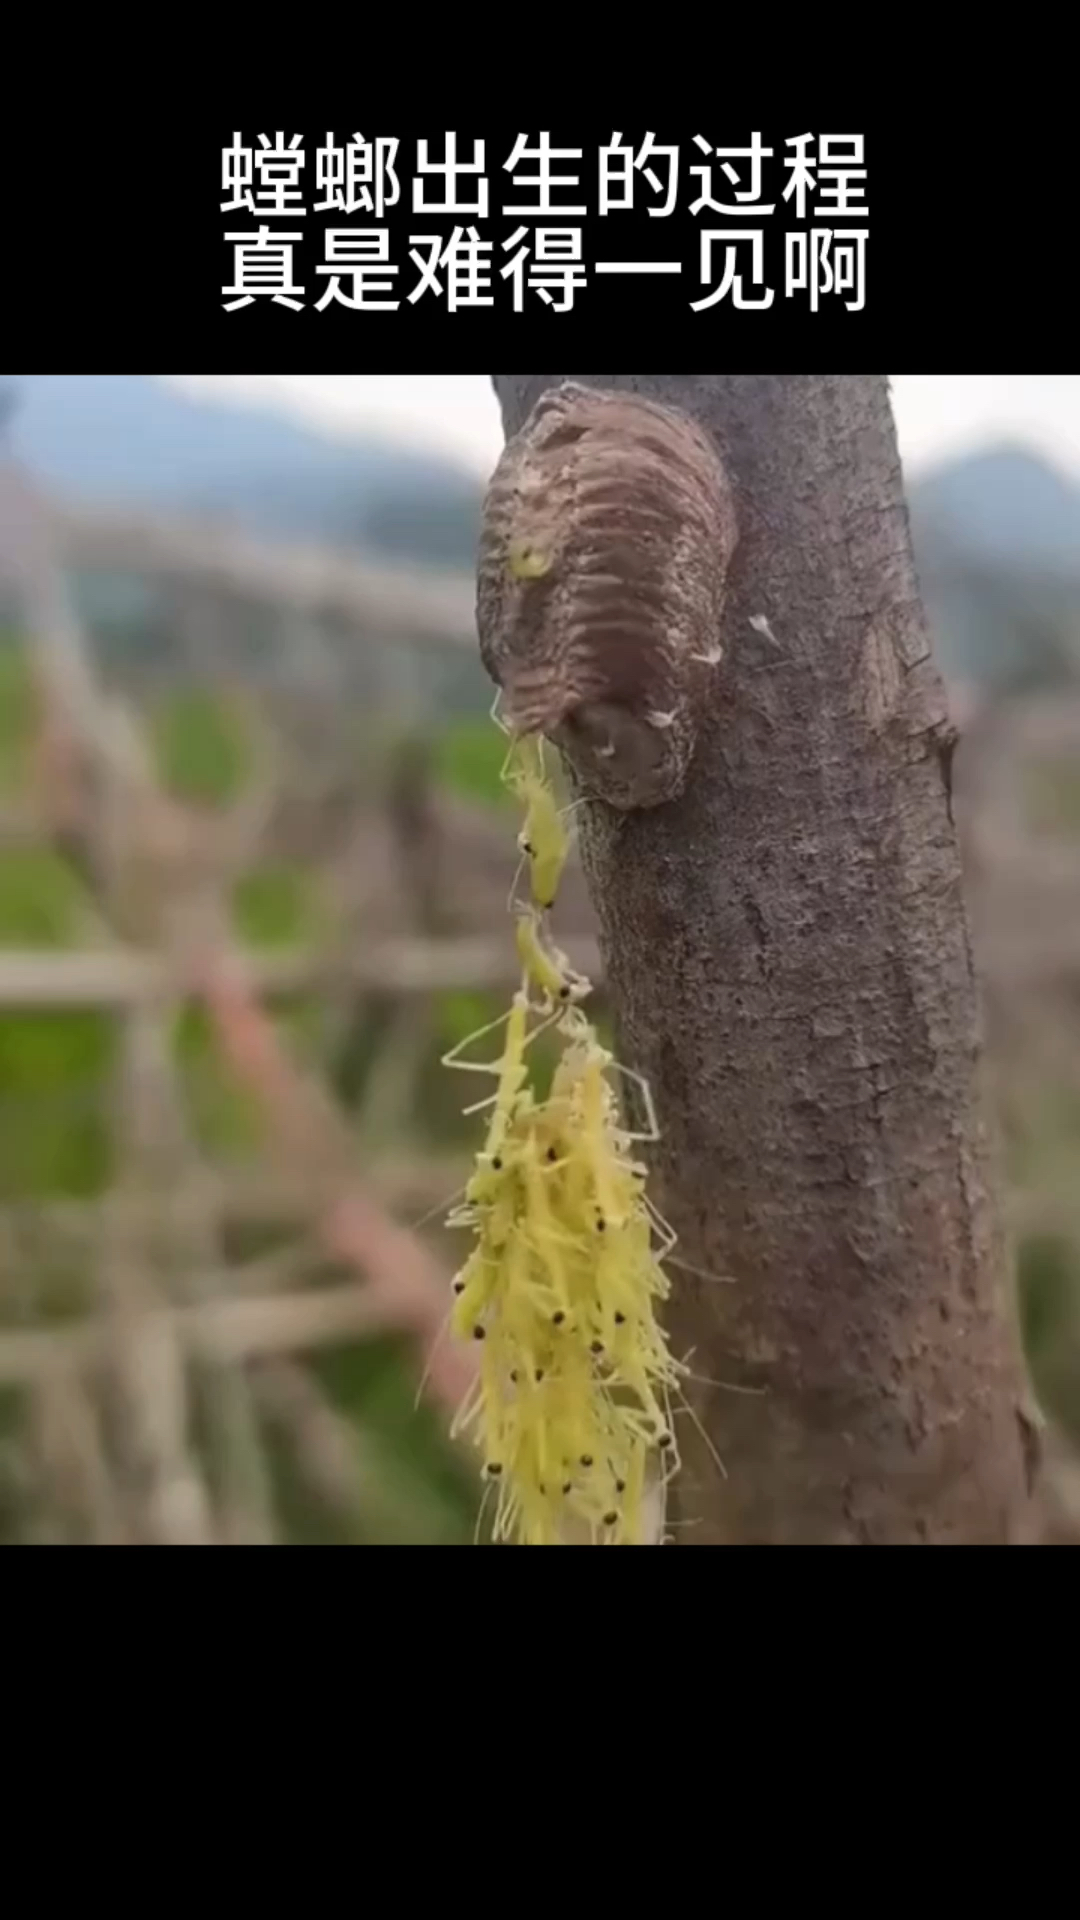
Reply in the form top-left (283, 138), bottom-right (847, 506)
top-left (219, 131), bottom-right (870, 315)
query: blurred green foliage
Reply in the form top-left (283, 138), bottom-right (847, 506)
top-left (232, 863), bottom-right (324, 949)
top-left (0, 840), bottom-right (115, 1201)
top-left (150, 684), bottom-right (253, 807)
top-left (1004, 1079), bottom-right (1080, 1192)
top-left (437, 986), bottom-right (500, 1056)
top-left (0, 1009), bottom-right (116, 1201)
top-left (0, 645), bottom-right (38, 797)
top-left (431, 715), bottom-right (574, 816)
top-left (1018, 1234), bottom-right (1080, 1453)
top-left (301, 1336), bottom-right (476, 1544)
top-left (432, 717), bottom-right (514, 810)
top-left (0, 844), bottom-right (95, 947)
top-left (1024, 753), bottom-right (1080, 838)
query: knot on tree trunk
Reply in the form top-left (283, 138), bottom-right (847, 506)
top-left (477, 381), bottom-right (738, 810)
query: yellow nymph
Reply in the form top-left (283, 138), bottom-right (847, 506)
top-left (444, 723), bottom-right (690, 1544)
top-left (503, 733), bottom-right (570, 913)
top-left (507, 539), bottom-right (553, 581)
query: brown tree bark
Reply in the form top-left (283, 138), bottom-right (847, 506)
top-left (489, 374), bottom-right (1036, 1544)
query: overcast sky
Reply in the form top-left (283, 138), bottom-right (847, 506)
top-left (167, 375), bottom-right (1080, 485)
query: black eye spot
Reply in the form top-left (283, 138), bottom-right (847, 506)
top-left (558, 986), bottom-right (570, 1000)
top-left (546, 1147), bottom-right (558, 1163)
top-left (615, 1479), bottom-right (627, 1493)
top-left (604, 1511), bottom-right (618, 1526)
top-left (658, 1431), bottom-right (672, 1450)
top-left (453, 1280), bottom-right (466, 1294)
top-left (522, 840), bottom-right (534, 855)
top-left (552, 1311), bottom-right (566, 1326)
top-left (596, 1218), bottom-right (607, 1234)
top-left (486, 1463), bottom-right (503, 1477)
top-left (541, 899), bottom-right (555, 911)
top-left (535, 1368), bottom-right (545, 1382)
top-left (492, 1156), bottom-right (503, 1171)
top-left (590, 1341), bottom-right (604, 1355)
top-left (509, 1370), bottom-right (519, 1383)
top-left (562, 1482), bottom-right (572, 1495)
top-left (580, 1454), bottom-right (593, 1468)
top-left (472, 1326), bottom-right (486, 1341)
top-left (614, 1311), bottom-right (626, 1325)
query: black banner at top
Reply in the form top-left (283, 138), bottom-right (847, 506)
top-left (9, 117), bottom-right (1063, 366)
top-left (218, 129), bottom-right (869, 328)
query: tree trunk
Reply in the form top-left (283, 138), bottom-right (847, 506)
top-left (489, 374), bottom-right (1036, 1544)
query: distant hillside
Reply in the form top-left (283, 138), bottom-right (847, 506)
top-left (0, 374), bottom-right (483, 572)
top-left (908, 443), bottom-right (1080, 692)
top-left (909, 443), bottom-right (1080, 579)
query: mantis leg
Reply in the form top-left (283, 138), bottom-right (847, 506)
top-left (506, 849), bottom-right (527, 914)
top-left (440, 1003), bottom-right (519, 1077)
top-left (442, 999), bottom-right (563, 1089)
top-left (608, 1059), bottom-right (661, 1143)
top-left (642, 1194), bottom-right (678, 1257)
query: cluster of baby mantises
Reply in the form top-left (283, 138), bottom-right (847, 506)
top-left (439, 699), bottom-right (707, 1546)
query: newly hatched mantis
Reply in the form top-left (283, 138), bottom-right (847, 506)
top-left (440, 672), bottom-right (739, 1544)
top-left (514, 906), bottom-right (591, 1010)
top-left (490, 690), bottom-right (580, 914)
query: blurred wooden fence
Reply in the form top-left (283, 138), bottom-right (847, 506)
top-left (0, 937), bottom-right (599, 1008)
top-left (0, 462), bottom-right (532, 1543)
top-left (52, 496), bottom-right (479, 652)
